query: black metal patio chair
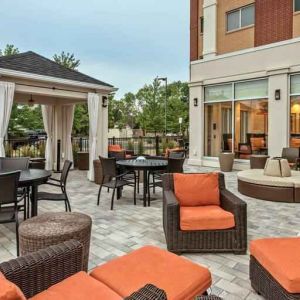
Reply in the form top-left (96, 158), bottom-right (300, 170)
top-left (0, 171), bottom-right (22, 256)
top-left (97, 156), bottom-right (137, 210)
top-left (37, 160), bottom-right (72, 212)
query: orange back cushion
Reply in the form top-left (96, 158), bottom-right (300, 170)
top-left (174, 173), bottom-right (220, 206)
top-left (108, 144), bottom-right (122, 152)
top-left (0, 272), bottom-right (26, 300)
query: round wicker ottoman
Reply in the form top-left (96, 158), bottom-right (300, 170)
top-left (19, 212), bottom-right (92, 271)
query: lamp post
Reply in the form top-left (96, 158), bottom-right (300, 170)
top-left (157, 77), bottom-right (168, 136)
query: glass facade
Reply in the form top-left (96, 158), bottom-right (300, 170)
top-left (290, 75), bottom-right (300, 147)
top-left (204, 79), bottom-right (268, 159)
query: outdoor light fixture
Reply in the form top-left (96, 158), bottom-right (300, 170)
top-left (28, 94), bottom-right (35, 107)
top-left (102, 96), bottom-right (108, 108)
top-left (194, 98), bottom-right (198, 107)
top-left (275, 89), bottom-right (281, 101)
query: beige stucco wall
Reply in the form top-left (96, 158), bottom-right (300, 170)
top-left (293, 13), bottom-right (300, 38)
top-left (189, 38), bottom-right (300, 168)
top-left (217, 0), bottom-right (255, 55)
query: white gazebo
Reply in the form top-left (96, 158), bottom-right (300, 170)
top-left (0, 51), bottom-right (116, 180)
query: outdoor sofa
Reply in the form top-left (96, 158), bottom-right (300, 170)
top-left (0, 240), bottom-right (217, 300)
top-left (163, 172), bottom-right (247, 254)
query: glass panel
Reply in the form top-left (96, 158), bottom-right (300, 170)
top-left (295, 0), bottom-right (300, 12)
top-left (204, 102), bottom-right (232, 157)
top-left (204, 84), bottom-right (232, 102)
top-left (241, 5), bottom-right (255, 27)
top-left (227, 10), bottom-right (240, 31)
top-left (235, 79), bottom-right (268, 100)
top-left (291, 75), bottom-right (300, 95)
top-left (234, 99), bottom-right (268, 159)
top-left (290, 96), bottom-right (300, 147)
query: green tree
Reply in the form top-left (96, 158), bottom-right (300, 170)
top-left (53, 51), bottom-right (80, 70)
top-left (0, 44), bottom-right (19, 56)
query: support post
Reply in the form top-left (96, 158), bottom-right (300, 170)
top-left (57, 139), bottom-right (61, 172)
top-left (155, 136), bottom-right (159, 156)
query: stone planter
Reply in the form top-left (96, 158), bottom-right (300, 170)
top-left (219, 152), bottom-right (235, 172)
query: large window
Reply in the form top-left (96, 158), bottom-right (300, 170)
top-left (204, 79), bottom-right (268, 159)
top-left (227, 4), bottom-right (255, 32)
top-left (290, 75), bottom-right (300, 147)
top-left (295, 0), bottom-right (300, 12)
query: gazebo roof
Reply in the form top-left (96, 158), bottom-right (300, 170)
top-left (0, 51), bottom-right (113, 87)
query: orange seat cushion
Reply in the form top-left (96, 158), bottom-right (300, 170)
top-left (30, 272), bottom-right (122, 300)
top-left (0, 272), bottom-right (26, 300)
top-left (90, 245), bottom-right (211, 300)
top-left (250, 238), bottom-right (300, 293)
top-left (180, 206), bottom-right (235, 231)
top-left (108, 145), bottom-right (122, 152)
top-left (174, 173), bottom-right (220, 206)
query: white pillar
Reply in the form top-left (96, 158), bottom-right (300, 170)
top-left (203, 0), bottom-right (217, 59)
top-left (267, 70), bottom-right (289, 157)
top-left (188, 84), bottom-right (204, 166)
top-left (96, 93), bottom-right (108, 157)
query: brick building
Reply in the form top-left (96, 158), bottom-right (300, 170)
top-left (189, 0), bottom-right (300, 169)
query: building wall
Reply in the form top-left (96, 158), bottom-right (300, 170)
top-left (190, 0), bottom-right (199, 61)
top-left (255, 0), bottom-right (293, 47)
top-left (217, 0), bottom-right (255, 55)
top-left (198, 0), bottom-right (204, 58)
top-left (294, 13), bottom-right (300, 37)
top-left (189, 38), bottom-right (300, 168)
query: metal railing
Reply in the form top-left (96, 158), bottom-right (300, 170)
top-left (4, 138), bottom-right (46, 158)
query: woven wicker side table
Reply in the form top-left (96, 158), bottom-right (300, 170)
top-left (19, 212), bottom-right (92, 271)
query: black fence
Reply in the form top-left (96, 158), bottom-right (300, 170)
top-left (4, 138), bottom-right (46, 158)
top-left (4, 135), bottom-right (189, 159)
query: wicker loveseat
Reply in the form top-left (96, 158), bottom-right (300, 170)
top-left (0, 240), bottom-right (218, 300)
top-left (162, 173), bottom-right (247, 254)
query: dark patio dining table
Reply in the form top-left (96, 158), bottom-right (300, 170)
top-left (117, 159), bottom-right (168, 207)
top-left (0, 169), bottom-right (51, 217)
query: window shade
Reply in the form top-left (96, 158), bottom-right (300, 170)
top-left (291, 75), bottom-right (300, 95)
top-left (235, 79), bottom-right (268, 100)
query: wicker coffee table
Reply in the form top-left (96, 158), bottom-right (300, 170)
top-left (19, 212), bottom-right (92, 271)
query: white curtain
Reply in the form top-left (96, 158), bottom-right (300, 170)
top-left (62, 105), bottom-right (75, 165)
top-left (42, 105), bottom-right (54, 170)
top-left (87, 93), bottom-right (100, 181)
top-left (0, 82), bottom-right (15, 157)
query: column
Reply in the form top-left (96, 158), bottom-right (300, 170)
top-left (203, 0), bottom-right (217, 59)
top-left (188, 84), bottom-right (204, 166)
top-left (267, 71), bottom-right (289, 157)
top-left (96, 93), bottom-right (108, 157)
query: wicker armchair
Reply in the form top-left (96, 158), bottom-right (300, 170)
top-left (0, 240), bottom-right (167, 300)
top-left (162, 173), bottom-right (247, 254)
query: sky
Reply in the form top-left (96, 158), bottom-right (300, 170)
top-left (0, 0), bottom-right (189, 98)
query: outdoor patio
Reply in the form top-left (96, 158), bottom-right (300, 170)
top-left (1, 165), bottom-right (300, 299)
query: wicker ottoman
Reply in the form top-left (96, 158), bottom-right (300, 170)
top-left (19, 212), bottom-right (92, 271)
top-left (250, 238), bottom-right (300, 299)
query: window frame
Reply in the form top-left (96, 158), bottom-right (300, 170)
top-left (203, 78), bottom-right (268, 159)
top-left (200, 17), bottom-right (204, 34)
top-left (294, 0), bottom-right (300, 12)
top-left (226, 4), bottom-right (255, 33)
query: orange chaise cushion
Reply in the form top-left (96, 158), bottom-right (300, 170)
top-left (250, 238), bottom-right (300, 294)
top-left (90, 245), bottom-right (212, 300)
top-left (0, 272), bottom-right (26, 300)
top-left (108, 144), bottom-right (122, 152)
top-left (180, 206), bottom-right (235, 231)
top-left (174, 173), bottom-right (220, 206)
top-left (30, 271), bottom-right (122, 300)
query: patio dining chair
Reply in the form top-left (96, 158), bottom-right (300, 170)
top-left (97, 156), bottom-right (137, 210)
top-left (37, 160), bottom-right (72, 212)
top-left (0, 171), bottom-right (22, 256)
top-left (0, 157), bottom-right (30, 219)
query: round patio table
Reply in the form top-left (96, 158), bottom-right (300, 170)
top-left (117, 159), bottom-right (168, 207)
top-left (0, 169), bottom-right (51, 217)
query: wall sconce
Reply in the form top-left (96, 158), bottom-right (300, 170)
top-left (275, 89), bottom-right (281, 101)
top-left (102, 96), bottom-right (108, 108)
top-left (193, 98), bottom-right (198, 107)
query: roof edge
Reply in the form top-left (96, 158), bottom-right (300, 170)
top-left (0, 67), bottom-right (117, 93)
